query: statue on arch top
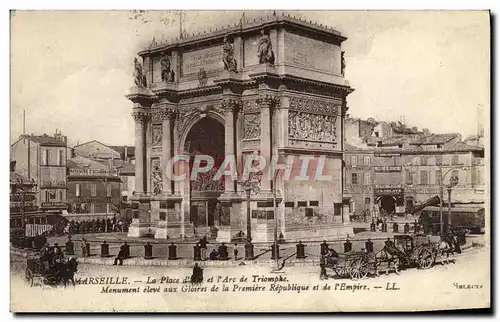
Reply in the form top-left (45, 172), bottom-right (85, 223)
top-left (257, 29), bottom-right (275, 65)
top-left (222, 35), bottom-right (238, 73)
top-left (133, 57), bottom-right (147, 87)
top-left (160, 52), bottom-right (171, 82)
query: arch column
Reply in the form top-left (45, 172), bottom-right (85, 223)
top-left (160, 108), bottom-right (176, 195)
top-left (256, 94), bottom-right (278, 194)
top-left (217, 97), bottom-right (243, 243)
top-left (219, 98), bottom-right (242, 195)
top-left (132, 110), bottom-right (150, 195)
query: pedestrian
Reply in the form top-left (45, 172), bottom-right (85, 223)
top-left (113, 245), bottom-right (126, 266)
top-left (233, 243), bottom-right (239, 260)
top-left (81, 237), bottom-right (88, 257)
top-left (319, 253), bottom-right (327, 280)
top-left (191, 263), bottom-right (203, 284)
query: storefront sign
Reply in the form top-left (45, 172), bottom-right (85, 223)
top-left (41, 202), bottom-right (67, 208)
top-left (73, 197), bottom-right (112, 204)
top-left (374, 188), bottom-right (404, 195)
top-left (375, 153), bottom-right (401, 157)
top-left (374, 184), bottom-right (403, 189)
top-left (374, 166), bottom-right (402, 172)
top-left (10, 193), bottom-right (36, 202)
top-left (69, 169), bottom-right (118, 176)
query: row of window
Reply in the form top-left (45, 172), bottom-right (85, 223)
top-left (74, 183), bottom-right (112, 197)
top-left (350, 172), bottom-right (372, 185)
top-left (346, 154), bottom-right (465, 167)
top-left (40, 148), bottom-right (65, 166)
top-left (349, 170), bottom-right (456, 186)
top-left (346, 156), bottom-right (371, 167)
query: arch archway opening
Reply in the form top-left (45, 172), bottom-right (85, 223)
top-left (379, 195), bottom-right (396, 215)
top-left (184, 117), bottom-right (225, 230)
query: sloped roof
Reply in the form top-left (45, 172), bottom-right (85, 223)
top-left (21, 134), bottom-right (66, 146)
top-left (114, 159), bottom-right (135, 174)
top-left (442, 142), bottom-right (484, 152)
top-left (67, 156), bottom-right (109, 170)
top-left (109, 145), bottom-right (135, 158)
top-left (409, 133), bottom-right (459, 145)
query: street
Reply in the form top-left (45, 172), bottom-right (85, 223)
top-left (10, 245), bottom-right (490, 312)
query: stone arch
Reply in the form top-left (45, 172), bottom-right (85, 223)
top-left (178, 111), bottom-right (225, 152)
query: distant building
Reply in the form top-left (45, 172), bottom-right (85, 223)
top-left (73, 140), bottom-right (121, 162)
top-left (66, 155), bottom-right (122, 221)
top-left (344, 117), bottom-right (485, 218)
top-left (10, 161), bottom-right (43, 231)
top-left (10, 131), bottom-right (68, 215)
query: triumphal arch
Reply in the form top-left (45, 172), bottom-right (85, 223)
top-left (127, 14), bottom-right (354, 242)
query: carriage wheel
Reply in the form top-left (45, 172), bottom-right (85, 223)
top-left (418, 248), bottom-right (434, 269)
top-left (350, 258), bottom-right (370, 280)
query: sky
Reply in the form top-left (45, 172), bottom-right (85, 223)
top-left (10, 10), bottom-right (490, 147)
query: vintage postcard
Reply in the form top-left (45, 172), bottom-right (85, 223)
top-left (9, 10), bottom-right (490, 312)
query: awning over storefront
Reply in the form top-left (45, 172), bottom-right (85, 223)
top-left (421, 206), bottom-right (484, 213)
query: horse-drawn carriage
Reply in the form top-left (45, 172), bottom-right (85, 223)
top-left (323, 231), bottom-right (461, 280)
top-left (324, 250), bottom-right (373, 280)
top-left (25, 251), bottom-right (78, 287)
top-left (375, 233), bottom-right (460, 275)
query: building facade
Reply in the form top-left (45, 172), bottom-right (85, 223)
top-left (344, 118), bottom-right (486, 218)
top-left (10, 161), bottom-right (42, 231)
top-left (127, 14), bottom-right (354, 241)
top-left (66, 156), bottom-right (122, 221)
top-left (10, 132), bottom-right (68, 215)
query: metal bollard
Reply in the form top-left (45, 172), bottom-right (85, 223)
top-left (365, 238), bottom-right (374, 253)
top-left (84, 242), bottom-right (91, 257)
top-left (218, 243), bottom-right (228, 260)
top-left (271, 244), bottom-right (280, 260)
top-left (100, 241), bottom-right (109, 257)
top-left (320, 240), bottom-right (329, 255)
top-left (393, 222), bottom-right (399, 233)
top-left (168, 242), bottom-right (177, 260)
top-left (296, 241), bottom-right (306, 259)
top-left (65, 239), bottom-right (75, 255)
top-left (343, 239), bottom-right (352, 253)
top-left (244, 242), bottom-right (254, 260)
top-left (404, 223), bottom-right (410, 234)
top-left (144, 242), bottom-right (153, 259)
top-left (193, 243), bottom-right (201, 261)
top-left (124, 243), bottom-right (130, 259)
top-left (24, 237), bottom-right (33, 249)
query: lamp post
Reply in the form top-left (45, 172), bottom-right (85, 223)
top-left (438, 164), bottom-right (463, 235)
top-left (238, 171), bottom-right (262, 260)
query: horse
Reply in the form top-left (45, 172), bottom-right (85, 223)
top-left (374, 240), bottom-right (406, 275)
top-left (437, 234), bottom-right (460, 265)
top-left (44, 257), bottom-right (79, 288)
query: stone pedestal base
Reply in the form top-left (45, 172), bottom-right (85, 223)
top-left (283, 223), bottom-right (354, 242)
top-left (155, 221), bottom-right (168, 239)
top-left (128, 219), bottom-right (154, 238)
top-left (250, 223), bottom-right (354, 243)
top-left (216, 226), bottom-right (239, 243)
